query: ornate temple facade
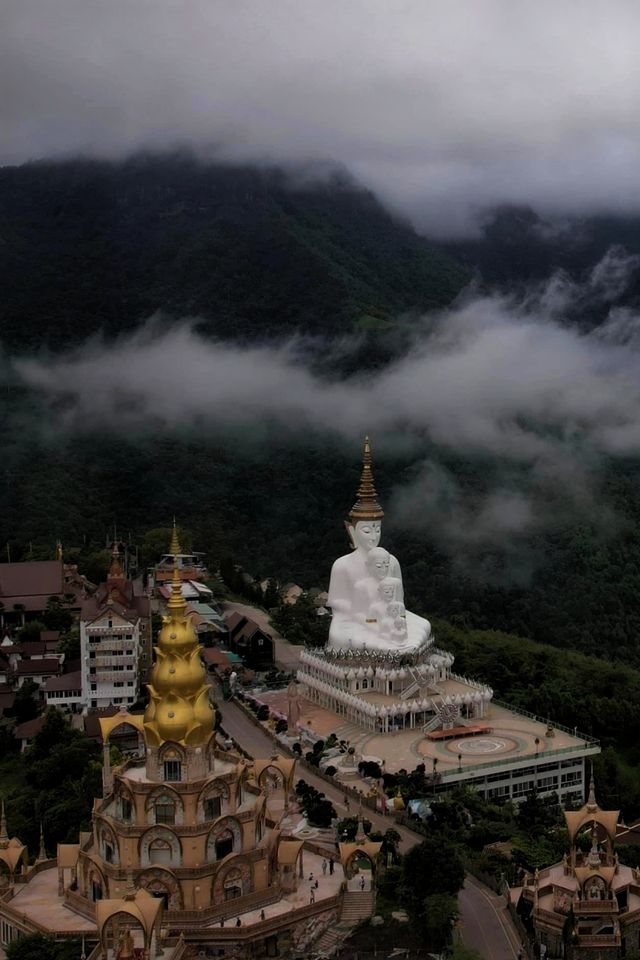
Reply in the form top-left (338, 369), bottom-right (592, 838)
top-left (521, 781), bottom-right (640, 959)
top-left (0, 567), bottom-right (350, 959)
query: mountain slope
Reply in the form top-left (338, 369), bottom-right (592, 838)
top-left (0, 153), bottom-right (469, 350)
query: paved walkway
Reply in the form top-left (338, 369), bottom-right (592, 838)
top-left (218, 697), bottom-right (522, 958)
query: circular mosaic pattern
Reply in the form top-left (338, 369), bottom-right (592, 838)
top-left (448, 737), bottom-right (517, 756)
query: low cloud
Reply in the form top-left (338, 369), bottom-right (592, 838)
top-left (4, 1), bottom-right (640, 234)
top-left (9, 247), bottom-right (640, 572)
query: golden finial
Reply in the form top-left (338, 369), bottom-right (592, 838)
top-left (586, 774), bottom-right (598, 812)
top-left (167, 565), bottom-right (186, 615)
top-left (169, 518), bottom-right (182, 557)
top-left (348, 436), bottom-right (384, 524)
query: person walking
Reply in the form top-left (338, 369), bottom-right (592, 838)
top-left (359, 875), bottom-right (366, 892)
top-left (329, 859), bottom-right (334, 876)
top-left (322, 859), bottom-right (327, 876)
top-left (260, 909), bottom-right (265, 921)
top-left (310, 888), bottom-right (315, 904)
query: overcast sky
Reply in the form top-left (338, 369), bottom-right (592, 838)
top-left (3, 0), bottom-right (640, 235)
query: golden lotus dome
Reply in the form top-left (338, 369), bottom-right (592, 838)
top-left (152, 693), bottom-right (193, 743)
top-left (143, 564), bottom-right (215, 749)
top-left (157, 617), bottom-right (197, 656)
top-left (154, 648), bottom-right (206, 696)
top-left (193, 687), bottom-right (215, 729)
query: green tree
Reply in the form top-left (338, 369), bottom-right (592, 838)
top-left (10, 680), bottom-right (41, 724)
top-left (7, 934), bottom-right (83, 960)
top-left (419, 892), bottom-right (459, 951)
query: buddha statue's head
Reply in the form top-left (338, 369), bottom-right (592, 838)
top-left (366, 546), bottom-right (390, 578)
top-left (346, 437), bottom-right (384, 551)
top-left (349, 520), bottom-right (382, 553)
top-left (378, 576), bottom-right (401, 602)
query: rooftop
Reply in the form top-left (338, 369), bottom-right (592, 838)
top-left (9, 868), bottom-right (96, 932)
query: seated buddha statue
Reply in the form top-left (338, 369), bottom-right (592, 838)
top-left (327, 438), bottom-right (431, 653)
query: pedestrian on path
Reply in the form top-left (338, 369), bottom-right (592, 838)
top-left (260, 909), bottom-right (265, 921)
top-left (236, 917), bottom-right (242, 927)
top-left (329, 859), bottom-right (334, 875)
top-left (310, 888), bottom-right (315, 904)
top-left (322, 859), bottom-right (327, 875)
top-left (359, 875), bottom-right (366, 892)
top-left (309, 873), bottom-right (314, 882)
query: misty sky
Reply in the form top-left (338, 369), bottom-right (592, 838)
top-left (3, 0), bottom-right (640, 235)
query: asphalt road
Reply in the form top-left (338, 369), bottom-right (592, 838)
top-left (217, 696), bottom-right (523, 959)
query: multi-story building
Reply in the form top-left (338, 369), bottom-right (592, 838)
top-left (80, 548), bottom-right (151, 709)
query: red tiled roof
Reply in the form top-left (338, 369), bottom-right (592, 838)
top-left (201, 648), bottom-right (233, 666)
top-left (44, 671), bottom-right (82, 693)
top-left (0, 561), bottom-right (64, 599)
top-left (14, 717), bottom-right (44, 740)
top-left (15, 658), bottom-right (61, 676)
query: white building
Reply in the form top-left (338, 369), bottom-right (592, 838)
top-left (79, 549), bottom-right (150, 709)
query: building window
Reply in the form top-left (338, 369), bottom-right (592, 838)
top-left (204, 797), bottom-right (221, 820)
top-left (90, 684), bottom-right (97, 692)
top-left (89, 651), bottom-right (96, 659)
top-left (215, 830), bottom-right (234, 860)
top-left (164, 760), bottom-right (181, 782)
top-left (265, 936), bottom-right (279, 957)
top-left (224, 884), bottom-right (241, 900)
top-left (149, 839), bottom-right (172, 865)
top-left (121, 798), bottom-right (132, 822)
top-left (155, 799), bottom-right (176, 825)
top-left (104, 842), bottom-right (114, 863)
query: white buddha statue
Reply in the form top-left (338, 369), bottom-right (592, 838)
top-left (327, 437), bottom-right (431, 653)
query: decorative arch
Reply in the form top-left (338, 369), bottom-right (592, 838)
top-left (197, 779), bottom-right (230, 822)
top-left (97, 821), bottom-right (120, 866)
top-left (212, 858), bottom-right (252, 902)
top-left (137, 867), bottom-right (183, 910)
top-left (145, 785), bottom-right (184, 826)
top-left (139, 826), bottom-right (182, 868)
top-left (115, 783), bottom-right (135, 824)
top-left (158, 742), bottom-right (186, 783)
top-left (583, 875), bottom-right (607, 900)
top-left (84, 860), bottom-right (108, 901)
top-left (206, 817), bottom-right (242, 862)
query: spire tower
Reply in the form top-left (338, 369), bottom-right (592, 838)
top-left (143, 563), bottom-right (214, 753)
top-left (348, 436), bottom-right (384, 523)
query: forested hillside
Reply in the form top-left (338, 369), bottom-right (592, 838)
top-left (0, 153), bottom-right (468, 350)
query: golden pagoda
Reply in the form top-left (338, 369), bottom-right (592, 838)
top-left (348, 436), bottom-right (384, 524)
top-left (143, 566), bottom-right (214, 760)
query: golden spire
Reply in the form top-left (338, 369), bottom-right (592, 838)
top-left (586, 774), bottom-right (598, 813)
top-left (348, 436), bottom-right (384, 523)
top-left (169, 518), bottom-right (182, 557)
top-left (143, 563), bottom-right (214, 749)
top-left (167, 565), bottom-right (186, 614)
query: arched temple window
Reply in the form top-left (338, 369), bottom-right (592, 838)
top-left (154, 797), bottom-right (176, 826)
top-left (206, 818), bottom-right (242, 862)
top-left (140, 828), bottom-right (181, 868)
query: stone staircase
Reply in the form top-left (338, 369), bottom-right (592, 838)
top-left (333, 722), bottom-right (373, 751)
top-left (313, 890), bottom-right (376, 956)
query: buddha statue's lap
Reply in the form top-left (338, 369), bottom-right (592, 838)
top-left (326, 438), bottom-right (431, 654)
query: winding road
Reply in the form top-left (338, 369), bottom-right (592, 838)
top-left (218, 695), bottom-right (522, 959)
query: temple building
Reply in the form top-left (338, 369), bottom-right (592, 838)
top-left (80, 545), bottom-right (152, 706)
top-left (152, 521), bottom-right (209, 586)
top-left (0, 566), bottom-right (356, 958)
top-left (518, 780), bottom-right (640, 958)
top-left (289, 439), bottom-right (600, 804)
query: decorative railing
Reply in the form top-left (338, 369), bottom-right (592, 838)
top-left (573, 899), bottom-right (617, 914)
top-left (437, 741), bottom-right (600, 781)
top-left (491, 698), bottom-right (600, 744)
